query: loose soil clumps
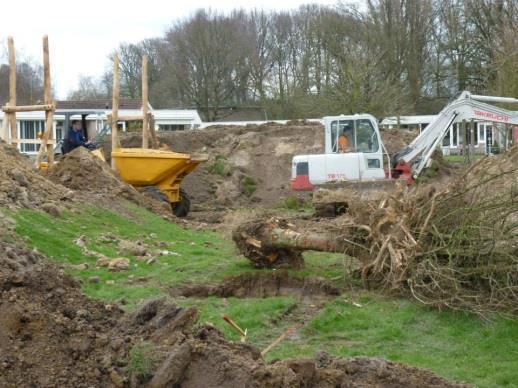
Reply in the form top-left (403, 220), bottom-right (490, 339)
top-left (0, 237), bottom-right (126, 387)
top-left (45, 147), bottom-right (172, 217)
top-left (47, 147), bottom-right (136, 198)
top-left (0, 141), bottom-right (69, 211)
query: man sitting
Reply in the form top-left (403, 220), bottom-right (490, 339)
top-left (68, 120), bottom-right (93, 151)
top-left (338, 125), bottom-right (352, 153)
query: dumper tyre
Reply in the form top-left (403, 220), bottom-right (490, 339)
top-left (143, 186), bottom-right (168, 203)
top-left (172, 188), bottom-right (190, 217)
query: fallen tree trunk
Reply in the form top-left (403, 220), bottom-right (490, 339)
top-left (232, 217), bottom-right (368, 268)
top-left (233, 147), bottom-right (518, 315)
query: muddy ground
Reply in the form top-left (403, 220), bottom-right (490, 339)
top-left (0, 140), bottom-right (70, 213)
top-left (119, 122), bottom-right (419, 214)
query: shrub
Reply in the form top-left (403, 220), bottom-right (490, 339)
top-left (207, 155), bottom-right (232, 176)
top-left (128, 341), bottom-right (157, 380)
top-left (278, 196), bottom-right (300, 210)
top-left (241, 176), bottom-right (257, 197)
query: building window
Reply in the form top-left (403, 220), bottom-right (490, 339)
top-left (443, 129), bottom-right (451, 146)
top-left (56, 120), bottom-right (64, 140)
top-left (158, 124), bottom-right (186, 131)
top-left (19, 120), bottom-right (45, 153)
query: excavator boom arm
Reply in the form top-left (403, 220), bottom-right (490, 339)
top-left (394, 91), bottom-right (518, 178)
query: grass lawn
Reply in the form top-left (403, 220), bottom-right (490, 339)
top-left (10, 202), bottom-right (518, 387)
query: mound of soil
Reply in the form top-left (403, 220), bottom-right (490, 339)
top-left (0, 235), bottom-right (125, 386)
top-left (119, 124), bottom-right (430, 216)
top-left (46, 147), bottom-right (172, 217)
top-left (149, 327), bottom-right (467, 388)
top-left (0, 141), bottom-right (70, 211)
top-left (47, 147), bottom-right (130, 194)
top-left (173, 272), bottom-right (340, 299)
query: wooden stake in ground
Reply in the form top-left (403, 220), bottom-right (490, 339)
top-left (142, 55), bottom-right (149, 149)
top-left (222, 315), bottom-right (247, 342)
top-left (111, 55), bottom-right (120, 169)
top-left (261, 327), bottom-right (295, 357)
top-left (8, 37), bottom-right (17, 146)
top-left (35, 35), bottom-right (55, 167)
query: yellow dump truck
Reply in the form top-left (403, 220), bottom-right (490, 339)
top-left (111, 148), bottom-right (207, 217)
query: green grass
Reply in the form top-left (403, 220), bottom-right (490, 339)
top-left (178, 296), bottom-right (298, 348)
top-left (268, 295), bottom-right (518, 387)
top-left (11, 203), bottom-right (254, 310)
top-left (9, 202), bottom-right (518, 387)
top-left (276, 195), bottom-right (314, 212)
top-left (241, 176), bottom-right (257, 196)
top-left (128, 341), bottom-right (158, 380)
top-left (207, 155), bottom-right (233, 176)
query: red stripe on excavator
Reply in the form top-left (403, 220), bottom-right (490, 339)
top-left (391, 161), bottom-right (415, 185)
top-left (291, 175), bottom-right (314, 191)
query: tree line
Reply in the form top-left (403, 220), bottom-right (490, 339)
top-left (3, 1), bottom-right (517, 121)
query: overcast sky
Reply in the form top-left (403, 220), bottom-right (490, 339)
top-left (1, 0), bottom-right (342, 99)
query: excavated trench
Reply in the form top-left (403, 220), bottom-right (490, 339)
top-left (171, 272), bottom-right (341, 300)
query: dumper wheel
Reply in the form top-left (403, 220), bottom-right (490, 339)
top-left (143, 186), bottom-right (169, 203)
top-left (172, 188), bottom-right (190, 217)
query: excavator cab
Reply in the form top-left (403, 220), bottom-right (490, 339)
top-left (292, 114), bottom-right (387, 191)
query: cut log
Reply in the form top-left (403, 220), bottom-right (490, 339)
top-left (232, 217), bottom-right (361, 268)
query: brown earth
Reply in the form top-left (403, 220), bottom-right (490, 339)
top-left (45, 147), bottom-right (173, 218)
top-left (0, 141), bottom-right (71, 213)
top-left (119, 123), bottom-right (419, 213)
top-left (47, 146), bottom-right (129, 194)
top-left (172, 272), bottom-right (340, 299)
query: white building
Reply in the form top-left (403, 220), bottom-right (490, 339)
top-left (381, 115), bottom-right (517, 155)
top-left (0, 99), bottom-right (202, 155)
top-left (380, 115), bottom-right (437, 133)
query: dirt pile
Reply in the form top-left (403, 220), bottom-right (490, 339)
top-left (148, 328), bottom-right (467, 388)
top-left (47, 147), bottom-right (133, 195)
top-left (122, 122), bottom-right (323, 210)
top-left (120, 123), bottom-right (419, 212)
top-left (0, 141), bottom-right (70, 211)
top-left (381, 127), bottom-right (417, 155)
top-left (46, 147), bottom-right (172, 217)
top-left (0, 235), bottom-right (126, 386)
top-left (173, 272), bottom-right (340, 299)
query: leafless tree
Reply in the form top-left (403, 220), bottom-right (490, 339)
top-left (67, 75), bottom-right (108, 100)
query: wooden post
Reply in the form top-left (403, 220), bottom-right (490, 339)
top-left (36, 35), bottom-right (55, 167)
top-left (8, 37), bottom-right (17, 146)
top-left (3, 104), bottom-right (54, 113)
top-left (142, 55), bottom-right (149, 149)
top-left (111, 55), bottom-right (120, 169)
